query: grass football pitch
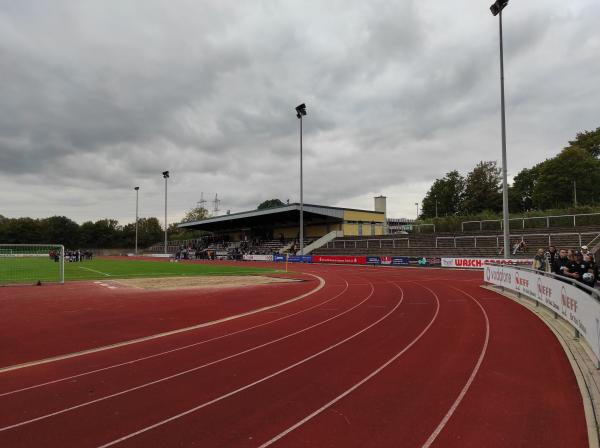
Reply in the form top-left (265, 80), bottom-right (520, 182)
top-left (0, 257), bottom-right (278, 284)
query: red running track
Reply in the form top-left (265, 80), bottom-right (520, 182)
top-left (0, 262), bottom-right (589, 447)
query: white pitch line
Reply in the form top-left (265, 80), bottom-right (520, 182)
top-left (0, 274), bottom-right (325, 374)
top-left (95, 284), bottom-right (403, 448)
top-left (0, 280), bottom-right (374, 432)
top-left (420, 286), bottom-right (490, 448)
top-left (257, 283), bottom-right (439, 448)
top-left (0, 280), bottom-right (350, 398)
top-left (78, 266), bottom-right (111, 277)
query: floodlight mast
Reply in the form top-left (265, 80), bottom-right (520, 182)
top-left (295, 103), bottom-right (307, 254)
top-left (134, 186), bottom-right (140, 254)
top-left (162, 171), bottom-right (169, 255)
top-left (491, 0), bottom-right (510, 258)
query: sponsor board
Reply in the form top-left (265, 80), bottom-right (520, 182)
top-left (312, 255), bottom-right (367, 265)
top-left (242, 254), bottom-right (274, 262)
top-left (484, 264), bottom-right (600, 362)
top-left (366, 256), bottom-right (381, 265)
top-left (442, 257), bottom-right (533, 269)
top-left (391, 256), bottom-right (410, 266)
top-left (273, 254), bottom-right (313, 263)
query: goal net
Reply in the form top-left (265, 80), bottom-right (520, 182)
top-left (0, 244), bottom-right (65, 285)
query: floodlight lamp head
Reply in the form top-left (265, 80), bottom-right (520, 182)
top-left (295, 103), bottom-right (307, 118)
top-left (162, 171), bottom-right (170, 179)
top-left (490, 0), bottom-right (508, 16)
top-left (134, 186), bottom-right (140, 191)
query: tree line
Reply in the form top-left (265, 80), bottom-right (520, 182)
top-left (419, 126), bottom-right (600, 219)
top-left (0, 206), bottom-right (212, 248)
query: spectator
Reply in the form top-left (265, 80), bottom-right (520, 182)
top-left (532, 249), bottom-right (546, 271)
top-left (581, 245), bottom-right (590, 256)
top-left (552, 248), bottom-right (569, 276)
top-left (512, 240), bottom-right (527, 255)
top-left (576, 251), bottom-right (595, 288)
top-left (562, 250), bottom-right (581, 282)
top-left (545, 246), bottom-right (557, 267)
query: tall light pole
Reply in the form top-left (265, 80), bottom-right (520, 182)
top-left (415, 202), bottom-right (419, 219)
top-left (435, 196), bottom-right (438, 218)
top-left (295, 103), bottom-right (307, 254)
top-left (491, 0), bottom-right (510, 258)
top-left (162, 171), bottom-right (169, 254)
top-left (134, 186), bottom-right (139, 254)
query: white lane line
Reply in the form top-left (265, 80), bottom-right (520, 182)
top-left (420, 286), bottom-right (490, 448)
top-left (0, 274), bottom-right (326, 374)
top-left (0, 280), bottom-right (351, 398)
top-left (94, 283), bottom-right (403, 448)
top-left (79, 266), bottom-right (111, 277)
top-left (257, 283), bottom-right (439, 448)
top-left (0, 281), bottom-right (376, 431)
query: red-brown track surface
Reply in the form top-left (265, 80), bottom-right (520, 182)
top-left (0, 261), bottom-right (588, 447)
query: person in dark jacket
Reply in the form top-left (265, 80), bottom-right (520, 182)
top-left (552, 248), bottom-right (569, 276)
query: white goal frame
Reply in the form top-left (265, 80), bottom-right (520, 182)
top-left (0, 244), bottom-right (65, 285)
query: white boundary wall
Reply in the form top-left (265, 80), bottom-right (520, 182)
top-left (484, 263), bottom-right (600, 364)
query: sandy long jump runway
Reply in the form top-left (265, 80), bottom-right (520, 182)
top-left (0, 263), bottom-right (589, 447)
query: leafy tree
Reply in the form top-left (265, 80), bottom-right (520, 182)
top-left (137, 217), bottom-right (164, 247)
top-left (257, 199), bottom-right (285, 210)
top-left (420, 170), bottom-right (465, 218)
top-left (568, 126), bottom-right (600, 158)
top-left (180, 206), bottom-right (210, 223)
top-left (533, 147), bottom-right (600, 209)
top-left (508, 164), bottom-right (544, 213)
top-left (40, 216), bottom-right (81, 247)
top-left (461, 161), bottom-right (502, 214)
top-left (91, 219), bottom-right (123, 248)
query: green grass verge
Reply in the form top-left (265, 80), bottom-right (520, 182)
top-left (0, 257), bottom-right (277, 284)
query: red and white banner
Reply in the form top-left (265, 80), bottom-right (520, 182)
top-left (484, 264), bottom-right (600, 363)
top-left (441, 257), bottom-right (533, 269)
top-left (312, 255), bottom-right (367, 265)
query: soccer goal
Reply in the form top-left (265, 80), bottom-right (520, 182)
top-left (0, 244), bottom-right (65, 285)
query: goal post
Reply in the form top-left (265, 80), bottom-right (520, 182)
top-left (0, 244), bottom-right (65, 285)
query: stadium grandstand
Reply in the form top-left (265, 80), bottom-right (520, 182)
top-left (141, 198), bottom-right (600, 261)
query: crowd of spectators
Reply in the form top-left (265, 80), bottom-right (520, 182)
top-left (531, 244), bottom-right (598, 289)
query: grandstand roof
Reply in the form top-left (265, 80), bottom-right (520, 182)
top-left (178, 203), bottom-right (383, 232)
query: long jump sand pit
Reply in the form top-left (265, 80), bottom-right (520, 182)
top-left (114, 275), bottom-right (299, 291)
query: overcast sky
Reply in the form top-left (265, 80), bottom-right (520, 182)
top-left (1, 0), bottom-right (598, 225)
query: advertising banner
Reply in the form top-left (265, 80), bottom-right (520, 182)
top-left (242, 254), bottom-right (274, 262)
top-left (312, 255), bottom-right (367, 265)
top-left (366, 256), bottom-right (381, 265)
top-left (441, 257), bottom-right (533, 269)
top-left (287, 255), bottom-right (312, 263)
top-left (273, 254), bottom-right (313, 263)
top-left (391, 256), bottom-right (410, 266)
top-left (484, 264), bottom-right (600, 362)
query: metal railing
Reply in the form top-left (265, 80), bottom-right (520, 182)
top-left (328, 238), bottom-right (410, 249)
top-left (436, 232), bottom-right (599, 249)
top-left (461, 212), bottom-right (600, 232)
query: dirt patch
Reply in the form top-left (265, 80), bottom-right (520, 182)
top-left (113, 275), bottom-right (298, 291)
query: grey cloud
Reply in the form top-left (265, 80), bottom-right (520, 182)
top-left (0, 0), bottom-right (598, 222)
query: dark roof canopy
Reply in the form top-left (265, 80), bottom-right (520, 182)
top-left (178, 203), bottom-right (382, 233)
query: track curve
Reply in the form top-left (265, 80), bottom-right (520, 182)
top-left (0, 262), bottom-right (589, 447)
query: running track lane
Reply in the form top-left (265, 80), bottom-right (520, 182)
top-left (0, 270), bottom-right (390, 446)
top-left (0, 272), bottom-right (319, 366)
top-left (0, 265), bottom-right (590, 446)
